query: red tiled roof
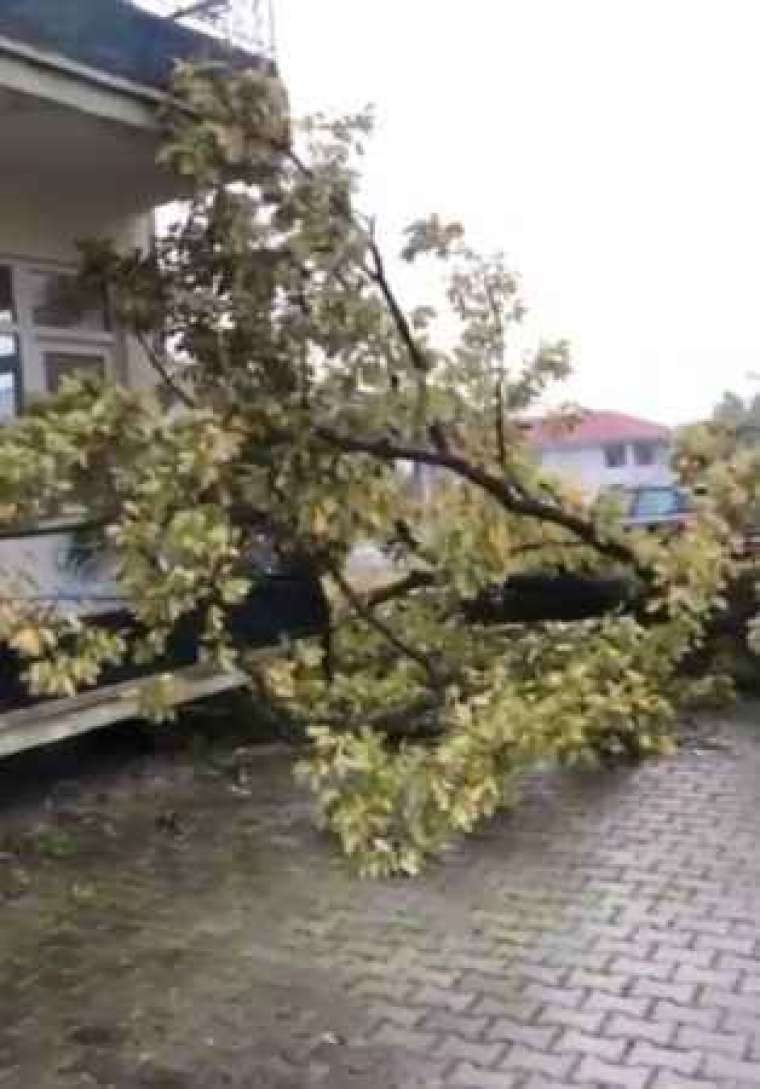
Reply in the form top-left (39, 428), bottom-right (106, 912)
top-left (525, 411), bottom-right (670, 449)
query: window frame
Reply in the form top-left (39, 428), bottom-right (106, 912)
top-left (633, 440), bottom-right (657, 467)
top-left (0, 332), bottom-right (23, 420)
top-left (0, 256), bottom-right (118, 411)
top-left (603, 442), bottom-right (627, 469)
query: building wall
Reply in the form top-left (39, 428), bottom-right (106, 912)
top-left (0, 184), bottom-right (151, 263)
top-left (538, 440), bottom-right (672, 496)
top-left (0, 186), bottom-right (155, 607)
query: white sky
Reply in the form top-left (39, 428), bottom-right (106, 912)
top-left (275, 0), bottom-right (760, 425)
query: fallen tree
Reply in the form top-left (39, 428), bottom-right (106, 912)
top-left (0, 63), bottom-right (737, 874)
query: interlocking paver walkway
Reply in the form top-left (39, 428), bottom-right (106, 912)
top-left (2, 712), bottom-right (760, 1088)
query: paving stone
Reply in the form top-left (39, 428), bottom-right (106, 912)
top-left (446, 1061), bottom-right (522, 1088)
top-left (704, 1051), bottom-right (760, 1081)
top-left (537, 1006), bottom-right (605, 1034)
top-left (410, 984), bottom-right (475, 1013)
top-left (716, 952), bottom-right (760, 977)
top-left (367, 1002), bottom-right (424, 1030)
top-left (674, 963), bottom-right (743, 990)
top-left (571, 1055), bottom-right (651, 1089)
top-left (650, 1075), bottom-right (720, 1089)
top-left (484, 1018), bottom-right (557, 1050)
top-left (555, 1027), bottom-right (627, 1062)
top-left (653, 945), bottom-right (714, 970)
top-left (420, 1010), bottom-right (489, 1039)
top-left (368, 1022), bottom-right (438, 1054)
top-left (674, 1024), bottom-right (748, 1058)
top-left (721, 1011), bottom-right (760, 1038)
top-left (653, 1000), bottom-right (719, 1030)
top-left (470, 995), bottom-right (541, 1021)
top-left (610, 956), bottom-right (672, 981)
top-left (634, 926), bottom-right (693, 949)
top-left (434, 1034), bottom-right (504, 1067)
top-left (699, 987), bottom-right (760, 1016)
top-left (627, 1041), bottom-right (702, 1076)
top-left (523, 983), bottom-right (586, 1010)
top-left (697, 934), bottom-right (756, 957)
top-left (631, 977), bottom-right (698, 1005)
top-left (497, 1043), bottom-right (577, 1079)
top-left (583, 992), bottom-right (652, 1019)
top-left (523, 1079), bottom-right (583, 1089)
top-left (4, 718), bottom-right (760, 1089)
top-left (568, 969), bottom-right (630, 995)
top-left (603, 1013), bottom-right (675, 1046)
top-left (594, 937), bottom-right (657, 960)
top-left (739, 974), bottom-right (760, 994)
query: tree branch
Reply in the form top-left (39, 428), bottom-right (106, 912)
top-left (495, 379), bottom-right (508, 471)
top-left (318, 427), bottom-right (650, 577)
top-left (136, 332), bottom-right (197, 411)
top-left (363, 570), bottom-right (436, 609)
top-left (326, 560), bottom-right (445, 687)
top-left (365, 234), bottom-right (431, 375)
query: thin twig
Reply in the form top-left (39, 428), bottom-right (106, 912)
top-left (365, 235), bottom-right (430, 375)
top-left (327, 561), bottom-right (444, 687)
top-left (136, 332), bottom-right (197, 411)
top-left (363, 570), bottom-right (436, 609)
top-left (496, 379), bottom-right (507, 471)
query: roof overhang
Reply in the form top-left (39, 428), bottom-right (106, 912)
top-left (0, 32), bottom-right (161, 132)
top-left (0, 0), bottom-right (275, 213)
top-left (0, 0), bottom-right (271, 98)
top-left (0, 44), bottom-right (178, 212)
top-left (533, 436), bottom-right (671, 453)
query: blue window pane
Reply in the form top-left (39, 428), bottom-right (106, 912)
top-left (0, 333), bottom-right (21, 420)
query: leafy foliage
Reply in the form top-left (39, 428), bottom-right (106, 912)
top-left (675, 394), bottom-right (760, 688)
top-left (0, 62), bottom-right (735, 874)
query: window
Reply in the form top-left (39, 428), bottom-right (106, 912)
top-left (604, 443), bottom-right (626, 468)
top-left (44, 351), bottom-right (107, 394)
top-left (28, 271), bottom-right (109, 333)
top-left (0, 334), bottom-right (21, 420)
top-left (0, 267), bottom-right (14, 325)
top-left (633, 441), bottom-right (656, 466)
top-left (0, 260), bottom-right (116, 411)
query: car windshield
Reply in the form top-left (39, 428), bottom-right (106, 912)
top-left (630, 487), bottom-right (687, 518)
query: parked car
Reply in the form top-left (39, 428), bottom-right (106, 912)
top-left (464, 572), bottom-right (637, 626)
top-left (618, 484), bottom-right (760, 556)
top-left (0, 526), bottom-right (331, 758)
top-left (617, 484), bottom-right (694, 531)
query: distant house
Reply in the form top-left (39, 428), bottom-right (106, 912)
top-left (525, 410), bottom-right (673, 495)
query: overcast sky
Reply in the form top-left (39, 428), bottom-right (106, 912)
top-left (274, 0), bottom-right (760, 424)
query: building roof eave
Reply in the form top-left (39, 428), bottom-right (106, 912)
top-left (0, 32), bottom-right (162, 130)
top-left (0, 0), bottom-right (273, 100)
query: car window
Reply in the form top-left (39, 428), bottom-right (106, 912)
top-left (631, 487), bottom-right (683, 518)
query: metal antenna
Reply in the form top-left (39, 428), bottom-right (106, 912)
top-left (133, 0), bottom-right (276, 58)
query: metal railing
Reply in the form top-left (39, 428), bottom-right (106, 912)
top-left (130, 0), bottom-right (276, 60)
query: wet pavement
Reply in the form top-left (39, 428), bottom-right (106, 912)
top-left (1, 706), bottom-right (760, 1088)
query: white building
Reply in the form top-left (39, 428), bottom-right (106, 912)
top-left (0, 0), bottom-right (275, 597)
top-left (0, 0), bottom-right (277, 752)
top-left (0, 0), bottom-right (273, 406)
top-left (526, 410), bottom-right (673, 496)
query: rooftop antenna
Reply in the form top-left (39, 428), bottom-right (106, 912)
top-left (134, 0), bottom-right (276, 58)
